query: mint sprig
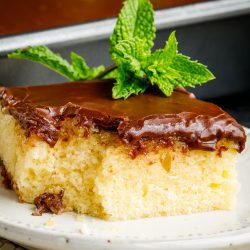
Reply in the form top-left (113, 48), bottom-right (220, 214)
top-left (8, 46), bottom-right (105, 81)
top-left (9, 46), bottom-right (79, 81)
top-left (8, 0), bottom-right (215, 99)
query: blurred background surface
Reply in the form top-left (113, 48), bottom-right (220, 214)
top-left (0, 0), bottom-right (205, 36)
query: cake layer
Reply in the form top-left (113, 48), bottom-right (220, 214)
top-left (0, 80), bottom-right (246, 151)
top-left (0, 109), bottom-right (239, 220)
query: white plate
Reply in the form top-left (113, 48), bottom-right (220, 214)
top-left (0, 129), bottom-right (249, 250)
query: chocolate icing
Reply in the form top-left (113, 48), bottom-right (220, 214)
top-left (0, 80), bottom-right (246, 152)
top-left (32, 190), bottom-right (64, 216)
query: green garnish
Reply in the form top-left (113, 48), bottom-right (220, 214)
top-left (8, 46), bottom-right (105, 81)
top-left (8, 0), bottom-right (215, 99)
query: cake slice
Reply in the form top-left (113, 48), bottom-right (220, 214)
top-left (0, 80), bottom-right (246, 220)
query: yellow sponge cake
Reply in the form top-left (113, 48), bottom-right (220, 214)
top-left (0, 80), bottom-right (246, 220)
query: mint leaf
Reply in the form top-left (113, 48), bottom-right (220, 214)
top-left (8, 46), bottom-right (79, 81)
top-left (144, 31), bottom-right (215, 96)
top-left (8, 46), bottom-right (105, 81)
top-left (170, 54), bottom-right (215, 88)
top-left (144, 31), bottom-right (178, 67)
top-left (112, 65), bottom-right (148, 99)
top-left (146, 64), bottom-right (179, 96)
top-left (112, 37), bottom-right (149, 78)
top-left (102, 68), bottom-right (118, 79)
top-left (71, 52), bottom-right (105, 79)
top-left (71, 52), bottom-right (90, 78)
top-left (164, 31), bottom-right (178, 58)
top-left (110, 0), bottom-right (155, 55)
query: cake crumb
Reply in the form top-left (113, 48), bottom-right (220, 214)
top-left (44, 218), bottom-right (55, 227)
top-left (79, 224), bottom-right (90, 234)
top-left (76, 214), bottom-right (85, 222)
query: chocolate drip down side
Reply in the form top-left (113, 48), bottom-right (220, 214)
top-left (118, 113), bottom-right (245, 151)
top-left (0, 80), bottom-right (246, 152)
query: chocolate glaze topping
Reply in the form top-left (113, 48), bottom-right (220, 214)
top-left (32, 190), bottom-right (64, 216)
top-left (0, 80), bottom-right (246, 152)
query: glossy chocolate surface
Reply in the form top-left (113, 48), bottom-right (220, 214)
top-left (0, 80), bottom-right (246, 151)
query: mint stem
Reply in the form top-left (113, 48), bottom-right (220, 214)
top-left (95, 64), bottom-right (117, 79)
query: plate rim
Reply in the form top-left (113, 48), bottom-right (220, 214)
top-left (0, 215), bottom-right (250, 249)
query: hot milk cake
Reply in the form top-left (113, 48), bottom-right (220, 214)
top-left (0, 80), bottom-right (246, 220)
